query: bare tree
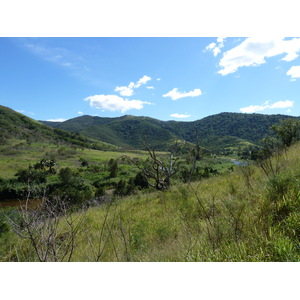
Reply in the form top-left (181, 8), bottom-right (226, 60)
top-left (8, 196), bottom-right (85, 262)
top-left (124, 138), bottom-right (181, 191)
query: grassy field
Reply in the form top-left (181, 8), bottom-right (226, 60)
top-left (0, 141), bottom-right (150, 178)
top-left (0, 137), bottom-right (235, 179)
top-left (73, 142), bottom-right (300, 261)
top-left (2, 142), bottom-right (300, 262)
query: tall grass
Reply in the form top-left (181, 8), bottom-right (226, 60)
top-left (3, 143), bottom-right (300, 261)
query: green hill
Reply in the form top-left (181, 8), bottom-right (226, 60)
top-left (0, 105), bottom-right (115, 150)
top-left (42, 115), bottom-right (177, 150)
top-left (41, 112), bottom-right (299, 152)
top-left (0, 105), bottom-right (119, 177)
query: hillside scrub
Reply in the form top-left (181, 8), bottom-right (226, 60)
top-left (2, 142), bottom-right (300, 262)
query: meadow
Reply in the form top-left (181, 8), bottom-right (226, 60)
top-left (0, 140), bottom-right (148, 178)
top-left (1, 141), bottom-right (299, 262)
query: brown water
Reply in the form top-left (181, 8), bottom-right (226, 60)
top-left (0, 198), bottom-right (43, 210)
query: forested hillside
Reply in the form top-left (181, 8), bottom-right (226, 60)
top-left (42, 112), bottom-right (299, 152)
top-left (42, 115), bottom-right (177, 150)
top-left (0, 105), bottom-right (116, 150)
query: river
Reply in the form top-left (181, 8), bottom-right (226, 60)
top-left (0, 198), bottom-right (43, 210)
top-left (230, 159), bottom-right (249, 166)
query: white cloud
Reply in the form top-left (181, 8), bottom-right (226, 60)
top-left (205, 37), bottom-right (226, 57)
top-left (217, 37), bottom-right (225, 43)
top-left (114, 83), bottom-right (135, 97)
top-left (170, 113), bottom-right (191, 118)
top-left (114, 75), bottom-right (152, 96)
top-left (78, 111), bottom-right (83, 115)
top-left (47, 118), bottom-right (67, 122)
top-left (16, 109), bottom-right (35, 116)
top-left (163, 88), bottom-right (202, 100)
top-left (240, 104), bottom-right (268, 113)
top-left (287, 65), bottom-right (300, 79)
top-left (206, 42), bottom-right (216, 50)
top-left (218, 37), bottom-right (300, 75)
top-left (84, 94), bottom-right (152, 113)
top-left (24, 42), bottom-right (75, 69)
top-left (146, 86), bottom-right (154, 89)
top-left (269, 100), bottom-right (294, 109)
top-left (240, 100), bottom-right (294, 113)
top-left (135, 75), bottom-right (151, 87)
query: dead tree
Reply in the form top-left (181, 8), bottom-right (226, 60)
top-left (124, 139), bottom-right (181, 191)
top-left (8, 196), bottom-right (85, 262)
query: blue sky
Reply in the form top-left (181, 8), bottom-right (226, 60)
top-left (1, 37), bottom-right (300, 122)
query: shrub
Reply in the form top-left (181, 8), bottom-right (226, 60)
top-left (15, 169), bottom-right (47, 184)
top-left (108, 159), bottom-right (118, 178)
top-left (133, 172), bottom-right (149, 189)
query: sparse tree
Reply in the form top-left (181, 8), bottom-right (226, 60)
top-left (108, 159), bottom-right (118, 178)
top-left (271, 118), bottom-right (300, 148)
top-left (124, 138), bottom-right (180, 191)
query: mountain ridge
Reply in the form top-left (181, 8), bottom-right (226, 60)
top-left (0, 105), bottom-right (116, 151)
top-left (1, 104), bottom-right (298, 153)
top-left (40, 112), bottom-right (300, 152)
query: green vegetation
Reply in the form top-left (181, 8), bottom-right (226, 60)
top-left (0, 104), bottom-right (117, 154)
top-left (42, 111), bottom-right (299, 154)
top-left (1, 117), bottom-right (300, 261)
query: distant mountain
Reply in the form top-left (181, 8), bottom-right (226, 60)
top-left (0, 105), bottom-right (115, 150)
top-left (41, 115), bottom-right (177, 150)
top-left (41, 111), bottom-right (300, 151)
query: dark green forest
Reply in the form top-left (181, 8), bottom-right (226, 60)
top-left (41, 111), bottom-right (299, 152)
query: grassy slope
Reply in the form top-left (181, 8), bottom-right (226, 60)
top-left (0, 105), bottom-right (122, 178)
top-left (3, 143), bottom-right (300, 261)
top-left (69, 142), bottom-right (299, 262)
top-left (0, 104), bottom-right (117, 147)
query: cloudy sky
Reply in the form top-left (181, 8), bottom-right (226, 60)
top-left (1, 37), bottom-right (299, 122)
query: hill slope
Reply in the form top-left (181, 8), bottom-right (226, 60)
top-left (3, 142), bottom-right (300, 261)
top-left (42, 115), bottom-right (177, 150)
top-left (41, 112), bottom-right (299, 151)
top-left (0, 105), bottom-right (115, 150)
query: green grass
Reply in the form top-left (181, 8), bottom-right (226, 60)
top-left (70, 142), bottom-right (300, 261)
top-left (0, 141), bottom-right (151, 178)
top-left (3, 143), bottom-right (300, 262)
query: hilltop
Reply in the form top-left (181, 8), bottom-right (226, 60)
top-left (41, 112), bottom-right (299, 153)
top-left (2, 104), bottom-right (299, 155)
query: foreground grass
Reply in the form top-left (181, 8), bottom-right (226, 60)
top-left (2, 143), bottom-right (300, 262)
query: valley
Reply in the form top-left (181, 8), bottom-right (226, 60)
top-left (1, 104), bottom-right (300, 262)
